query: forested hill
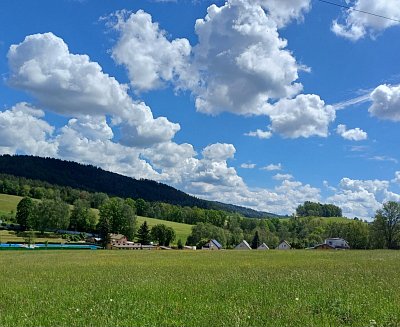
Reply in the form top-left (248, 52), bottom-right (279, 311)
top-left (0, 155), bottom-right (279, 218)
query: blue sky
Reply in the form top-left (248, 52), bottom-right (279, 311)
top-left (0, 0), bottom-right (399, 218)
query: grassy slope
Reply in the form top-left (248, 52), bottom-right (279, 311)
top-left (136, 215), bottom-right (192, 244)
top-left (0, 250), bottom-right (399, 326)
top-left (0, 193), bottom-right (193, 244)
top-left (0, 193), bottom-right (20, 216)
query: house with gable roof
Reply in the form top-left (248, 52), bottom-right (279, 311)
top-left (202, 239), bottom-right (222, 250)
top-left (276, 240), bottom-right (291, 250)
top-left (235, 240), bottom-right (252, 250)
top-left (257, 243), bottom-right (269, 250)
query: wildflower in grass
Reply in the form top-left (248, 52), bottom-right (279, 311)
top-left (295, 297), bottom-right (299, 301)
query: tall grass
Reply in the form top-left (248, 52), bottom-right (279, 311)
top-left (1, 250), bottom-right (399, 326)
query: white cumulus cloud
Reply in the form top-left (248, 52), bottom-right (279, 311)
top-left (336, 124), bottom-right (368, 141)
top-left (331, 0), bottom-right (400, 41)
top-left (266, 94), bottom-right (335, 138)
top-left (369, 84), bottom-right (400, 121)
top-left (8, 32), bottom-right (180, 147)
top-left (0, 103), bottom-right (57, 156)
top-left (110, 10), bottom-right (195, 92)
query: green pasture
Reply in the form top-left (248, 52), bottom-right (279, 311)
top-left (1, 250), bottom-right (399, 327)
top-left (0, 193), bottom-right (20, 217)
top-left (136, 215), bottom-right (192, 244)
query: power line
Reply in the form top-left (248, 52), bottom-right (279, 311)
top-left (316, 0), bottom-right (400, 23)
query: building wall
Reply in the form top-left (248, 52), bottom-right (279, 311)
top-left (235, 242), bottom-right (251, 250)
top-left (277, 242), bottom-right (290, 250)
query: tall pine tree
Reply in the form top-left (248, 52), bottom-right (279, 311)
top-left (137, 221), bottom-right (151, 245)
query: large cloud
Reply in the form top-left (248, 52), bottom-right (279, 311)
top-left (266, 94), bottom-right (335, 138)
top-left (327, 177), bottom-right (399, 218)
top-left (0, 102), bottom-right (57, 156)
top-left (369, 84), bottom-right (400, 121)
top-left (56, 120), bottom-right (160, 180)
top-left (8, 32), bottom-right (180, 147)
top-left (108, 2), bottom-right (338, 139)
top-left (110, 10), bottom-right (195, 92)
top-left (109, 1), bottom-right (305, 116)
top-left (332, 0), bottom-right (400, 40)
top-left (193, 0), bottom-right (303, 115)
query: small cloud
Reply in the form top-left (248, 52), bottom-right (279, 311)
top-left (244, 129), bottom-right (272, 139)
top-left (336, 124), bottom-right (368, 141)
top-left (348, 145), bottom-right (369, 152)
top-left (240, 163), bottom-right (256, 169)
top-left (261, 163), bottom-right (282, 171)
top-left (273, 173), bottom-right (293, 181)
top-left (369, 156), bottom-right (398, 164)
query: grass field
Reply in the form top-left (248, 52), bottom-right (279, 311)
top-left (1, 250), bottom-right (399, 327)
top-left (136, 215), bottom-right (192, 243)
top-left (0, 230), bottom-right (65, 243)
top-left (0, 193), bottom-right (193, 244)
top-left (0, 193), bottom-right (20, 217)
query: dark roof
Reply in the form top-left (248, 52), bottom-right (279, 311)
top-left (211, 239), bottom-right (222, 249)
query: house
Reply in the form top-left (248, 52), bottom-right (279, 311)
top-left (257, 243), bottom-right (269, 250)
top-left (314, 243), bottom-right (335, 250)
top-left (276, 240), bottom-right (291, 250)
top-left (110, 234), bottom-right (128, 245)
top-left (108, 234), bottom-right (156, 250)
top-left (235, 240), bottom-right (252, 250)
top-left (202, 239), bottom-right (222, 250)
top-left (324, 238), bottom-right (350, 249)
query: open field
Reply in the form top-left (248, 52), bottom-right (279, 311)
top-left (1, 250), bottom-right (400, 327)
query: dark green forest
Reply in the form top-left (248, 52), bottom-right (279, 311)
top-left (0, 155), bottom-right (279, 218)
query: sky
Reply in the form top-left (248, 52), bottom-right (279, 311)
top-left (0, 0), bottom-right (399, 219)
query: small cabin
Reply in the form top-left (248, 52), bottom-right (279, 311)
top-left (324, 238), bottom-right (350, 249)
top-left (235, 240), bottom-right (252, 250)
top-left (276, 240), bottom-right (291, 250)
top-left (202, 239), bottom-right (222, 250)
top-left (257, 243), bottom-right (269, 250)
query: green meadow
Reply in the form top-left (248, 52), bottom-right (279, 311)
top-left (1, 250), bottom-right (399, 327)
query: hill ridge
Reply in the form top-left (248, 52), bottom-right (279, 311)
top-left (0, 155), bottom-right (281, 218)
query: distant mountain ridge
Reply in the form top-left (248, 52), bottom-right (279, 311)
top-left (0, 155), bottom-right (281, 218)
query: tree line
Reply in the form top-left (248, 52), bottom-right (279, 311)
top-left (185, 201), bottom-right (400, 250)
top-left (15, 196), bottom-right (176, 247)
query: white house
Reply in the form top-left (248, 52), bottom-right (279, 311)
top-left (257, 243), bottom-right (269, 250)
top-left (324, 238), bottom-right (350, 249)
top-left (235, 240), bottom-right (252, 250)
top-left (276, 240), bottom-right (291, 250)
